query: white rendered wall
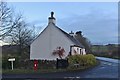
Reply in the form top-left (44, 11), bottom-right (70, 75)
top-left (71, 46), bottom-right (86, 55)
top-left (82, 48), bottom-right (86, 55)
top-left (30, 23), bottom-right (75, 60)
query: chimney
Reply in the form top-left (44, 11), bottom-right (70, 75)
top-left (69, 31), bottom-right (74, 37)
top-left (48, 12), bottom-right (56, 25)
top-left (76, 31), bottom-right (82, 36)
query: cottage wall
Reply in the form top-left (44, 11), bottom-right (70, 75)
top-left (30, 23), bottom-right (75, 60)
top-left (71, 46), bottom-right (86, 55)
top-left (30, 12), bottom-right (86, 60)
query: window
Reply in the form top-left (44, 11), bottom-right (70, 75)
top-left (81, 50), bottom-right (83, 55)
top-left (77, 48), bottom-right (79, 53)
top-left (80, 49), bottom-right (81, 55)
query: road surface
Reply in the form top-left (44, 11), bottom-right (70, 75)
top-left (2, 57), bottom-right (120, 79)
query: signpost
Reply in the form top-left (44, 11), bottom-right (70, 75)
top-left (8, 58), bottom-right (15, 70)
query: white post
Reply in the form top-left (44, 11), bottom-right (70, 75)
top-left (8, 58), bottom-right (15, 70)
top-left (11, 61), bottom-right (13, 70)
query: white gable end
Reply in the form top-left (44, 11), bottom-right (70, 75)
top-left (30, 23), bottom-right (75, 60)
top-left (30, 12), bottom-right (86, 60)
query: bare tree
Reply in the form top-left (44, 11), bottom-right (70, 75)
top-left (0, 1), bottom-right (37, 59)
top-left (0, 1), bottom-right (21, 40)
top-left (9, 19), bottom-right (35, 57)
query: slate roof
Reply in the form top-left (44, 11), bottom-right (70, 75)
top-left (31, 22), bottom-right (84, 48)
top-left (56, 26), bottom-right (84, 48)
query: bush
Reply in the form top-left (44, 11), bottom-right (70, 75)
top-left (68, 54), bottom-right (97, 67)
top-left (2, 57), bottom-right (11, 69)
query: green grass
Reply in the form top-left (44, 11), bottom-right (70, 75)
top-left (3, 69), bottom-right (60, 74)
top-left (3, 68), bottom-right (73, 74)
top-left (2, 67), bottom-right (87, 74)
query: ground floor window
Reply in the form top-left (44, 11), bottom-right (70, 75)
top-left (70, 45), bottom-right (84, 55)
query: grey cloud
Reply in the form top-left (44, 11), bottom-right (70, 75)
top-left (57, 11), bottom-right (118, 45)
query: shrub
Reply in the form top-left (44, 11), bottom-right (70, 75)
top-left (52, 46), bottom-right (65, 59)
top-left (2, 57), bottom-right (11, 69)
top-left (68, 54), bottom-right (97, 67)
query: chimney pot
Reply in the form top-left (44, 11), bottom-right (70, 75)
top-left (76, 31), bottom-right (82, 35)
top-left (69, 31), bottom-right (74, 36)
top-left (48, 11), bottom-right (56, 24)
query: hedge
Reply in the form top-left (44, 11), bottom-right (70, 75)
top-left (68, 54), bottom-right (97, 66)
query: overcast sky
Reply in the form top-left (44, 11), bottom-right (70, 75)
top-left (8, 2), bottom-right (118, 45)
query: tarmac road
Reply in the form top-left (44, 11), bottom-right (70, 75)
top-left (2, 58), bottom-right (120, 80)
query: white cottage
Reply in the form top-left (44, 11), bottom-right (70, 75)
top-left (30, 12), bottom-right (86, 60)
